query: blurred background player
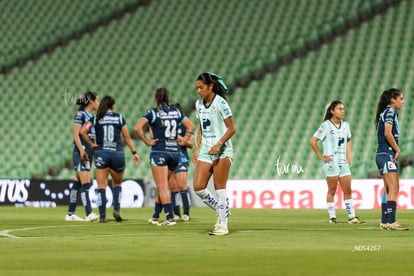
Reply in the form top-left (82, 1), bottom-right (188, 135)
top-left (170, 102), bottom-right (193, 221)
top-left (135, 88), bottom-right (194, 226)
top-left (65, 91), bottom-right (100, 222)
top-left (310, 100), bottom-right (364, 224)
top-left (81, 95), bottom-right (140, 222)
top-left (374, 89), bottom-right (408, 230)
top-left (192, 72), bottom-right (236, 236)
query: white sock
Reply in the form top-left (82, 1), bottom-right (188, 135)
top-left (327, 202), bottom-right (336, 219)
top-left (216, 189), bottom-right (229, 228)
top-left (344, 199), bottom-right (356, 219)
top-left (195, 189), bottom-right (218, 211)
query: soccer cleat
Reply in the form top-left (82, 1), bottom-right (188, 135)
top-left (65, 214), bottom-right (85, 221)
top-left (380, 223), bottom-right (389, 230)
top-left (387, 221), bottom-right (409, 231)
top-left (209, 225), bottom-right (229, 236)
top-left (157, 219), bottom-right (176, 226)
top-left (99, 217), bottom-right (107, 223)
top-left (174, 214), bottom-right (181, 221)
top-left (113, 210), bottom-right (123, 222)
top-left (348, 217), bottom-right (365, 224)
top-left (85, 212), bottom-right (99, 222)
top-left (148, 218), bottom-right (159, 225)
top-left (329, 218), bottom-right (337, 224)
top-left (182, 214), bottom-right (190, 222)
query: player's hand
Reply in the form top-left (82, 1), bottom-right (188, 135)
top-left (80, 151), bottom-right (88, 162)
top-left (192, 148), bottom-right (199, 165)
top-left (393, 150), bottom-right (400, 163)
top-left (320, 155), bottom-right (332, 162)
top-left (146, 138), bottom-right (158, 146)
top-left (132, 154), bottom-right (140, 165)
top-left (208, 143), bottom-right (221, 155)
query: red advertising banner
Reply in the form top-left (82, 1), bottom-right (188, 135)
top-left (227, 179), bottom-right (414, 209)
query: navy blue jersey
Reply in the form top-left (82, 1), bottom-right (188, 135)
top-left (92, 111), bottom-right (126, 152)
top-left (177, 123), bottom-right (189, 160)
top-left (73, 110), bottom-right (95, 155)
top-left (143, 104), bottom-right (185, 152)
top-left (376, 105), bottom-right (399, 155)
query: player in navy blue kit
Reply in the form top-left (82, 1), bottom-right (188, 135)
top-left (81, 95), bottom-right (140, 223)
top-left (66, 91), bottom-right (100, 222)
top-left (375, 88), bottom-right (408, 230)
top-left (169, 103), bottom-right (193, 221)
top-left (135, 88), bottom-right (194, 226)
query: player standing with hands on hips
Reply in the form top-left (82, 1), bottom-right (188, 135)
top-left (310, 100), bottom-right (364, 224)
top-left (135, 88), bottom-right (195, 226)
top-left (66, 91), bottom-right (100, 222)
top-left (375, 88), bottom-right (408, 230)
top-left (193, 72), bottom-right (236, 235)
top-left (81, 95), bottom-right (140, 222)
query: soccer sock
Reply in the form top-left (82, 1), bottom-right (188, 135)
top-left (344, 199), bottom-right (356, 219)
top-left (163, 203), bottom-right (174, 220)
top-left (181, 189), bottom-right (190, 216)
top-left (387, 200), bottom-right (397, 224)
top-left (327, 202), bottom-right (336, 219)
top-left (171, 191), bottom-right (180, 216)
top-left (68, 181), bottom-right (81, 214)
top-left (152, 202), bottom-right (163, 219)
top-left (381, 192), bottom-right (388, 224)
top-left (195, 189), bottom-right (218, 211)
top-left (80, 183), bottom-right (92, 216)
top-left (97, 189), bottom-right (107, 219)
top-left (216, 189), bottom-right (229, 228)
top-left (112, 186), bottom-right (122, 212)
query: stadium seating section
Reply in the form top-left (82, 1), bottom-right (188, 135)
top-left (1, 0), bottom-right (413, 181)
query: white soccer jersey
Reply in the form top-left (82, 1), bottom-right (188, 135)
top-left (313, 120), bottom-right (351, 164)
top-left (195, 94), bottom-right (233, 149)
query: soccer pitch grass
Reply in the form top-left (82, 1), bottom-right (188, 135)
top-left (0, 207), bottom-right (413, 276)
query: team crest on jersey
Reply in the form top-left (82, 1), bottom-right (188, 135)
top-left (211, 106), bottom-right (216, 114)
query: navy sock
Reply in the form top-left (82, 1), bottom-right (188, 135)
top-left (113, 186), bottom-right (122, 212)
top-left (97, 189), bottom-right (107, 218)
top-left (387, 201), bottom-right (397, 224)
top-left (381, 203), bottom-right (388, 224)
top-left (381, 192), bottom-right (387, 224)
top-left (163, 203), bottom-right (174, 220)
top-left (152, 202), bottom-right (162, 219)
top-left (80, 183), bottom-right (92, 216)
top-left (171, 191), bottom-right (180, 216)
top-left (181, 189), bottom-right (190, 216)
top-left (67, 181), bottom-right (81, 214)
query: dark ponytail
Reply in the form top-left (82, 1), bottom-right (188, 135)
top-left (374, 88), bottom-right (402, 127)
top-left (154, 87), bottom-right (169, 126)
top-left (76, 91), bottom-right (97, 111)
top-left (196, 72), bottom-right (228, 100)
top-left (323, 100), bottom-right (343, 121)
top-left (97, 95), bottom-right (115, 121)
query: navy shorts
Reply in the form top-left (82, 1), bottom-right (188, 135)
top-left (376, 152), bottom-right (398, 175)
top-left (150, 151), bottom-right (180, 171)
top-left (73, 151), bottom-right (92, 172)
top-left (94, 150), bottom-right (125, 172)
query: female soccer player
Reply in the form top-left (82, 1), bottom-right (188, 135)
top-left (66, 91), bottom-right (100, 222)
top-left (135, 88), bottom-right (194, 226)
top-left (192, 72), bottom-right (236, 235)
top-left (310, 100), bottom-right (364, 224)
top-left (374, 88), bottom-right (408, 230)
top-left (170, 103), bottom-right (193, 221)
top-left (80, 95), bottom-right (140, 222)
